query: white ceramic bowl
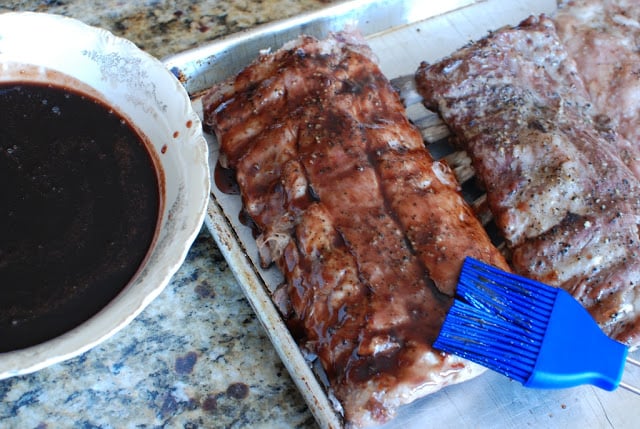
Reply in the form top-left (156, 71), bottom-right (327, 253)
top-left (0, 12), bottom-right (210, 378)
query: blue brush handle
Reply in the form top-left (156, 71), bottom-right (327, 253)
top-left (525, 288), bottom-right (628, 391)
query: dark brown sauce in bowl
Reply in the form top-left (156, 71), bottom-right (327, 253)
top-left (0, 82), bottom-right (160, 352)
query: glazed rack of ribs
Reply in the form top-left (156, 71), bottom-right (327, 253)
top-left (202, 31), bottom-right (508, 427)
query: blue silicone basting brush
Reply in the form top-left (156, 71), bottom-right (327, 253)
top-left (434, 257), bottom-right (640, 394)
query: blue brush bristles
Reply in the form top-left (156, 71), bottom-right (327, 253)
top-left (436, 257), bottom-right (559, 383)
top-left (434, 257), bottom-right (637, 393)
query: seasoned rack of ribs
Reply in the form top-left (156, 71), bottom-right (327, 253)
top-left (203, 31), bottom-right (508, 427)
top-left (416, 15), bottom-right (640, 348)
top-left (555, 0), bottom-right (640, 178)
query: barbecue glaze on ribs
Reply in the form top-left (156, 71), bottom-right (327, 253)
top-left (203, 32), bottom-right (507, 427)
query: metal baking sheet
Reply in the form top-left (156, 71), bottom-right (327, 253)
top-left (164, 1), bottom-right (640, 427)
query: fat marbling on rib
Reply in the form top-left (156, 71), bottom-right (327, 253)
top-left (555, 0), bottom-right (640, 179)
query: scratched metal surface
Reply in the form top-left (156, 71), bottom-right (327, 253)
top-left (164, 0), bottom-right (640, 427)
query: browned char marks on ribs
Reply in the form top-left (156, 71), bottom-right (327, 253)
top-left (416, 15), bottom-right (640, 347)
top-left (204, 32), bottom-right (505, 427)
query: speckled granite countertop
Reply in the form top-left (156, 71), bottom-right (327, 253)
top-left (0, 1), bottom-right (337, 427)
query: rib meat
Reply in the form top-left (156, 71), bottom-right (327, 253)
top-left (416, 15), bottom-right (640, 347)
top-left (204, 32), bottom-right (507, 427)
top-left (555, 0), bottom-right (640, 179)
